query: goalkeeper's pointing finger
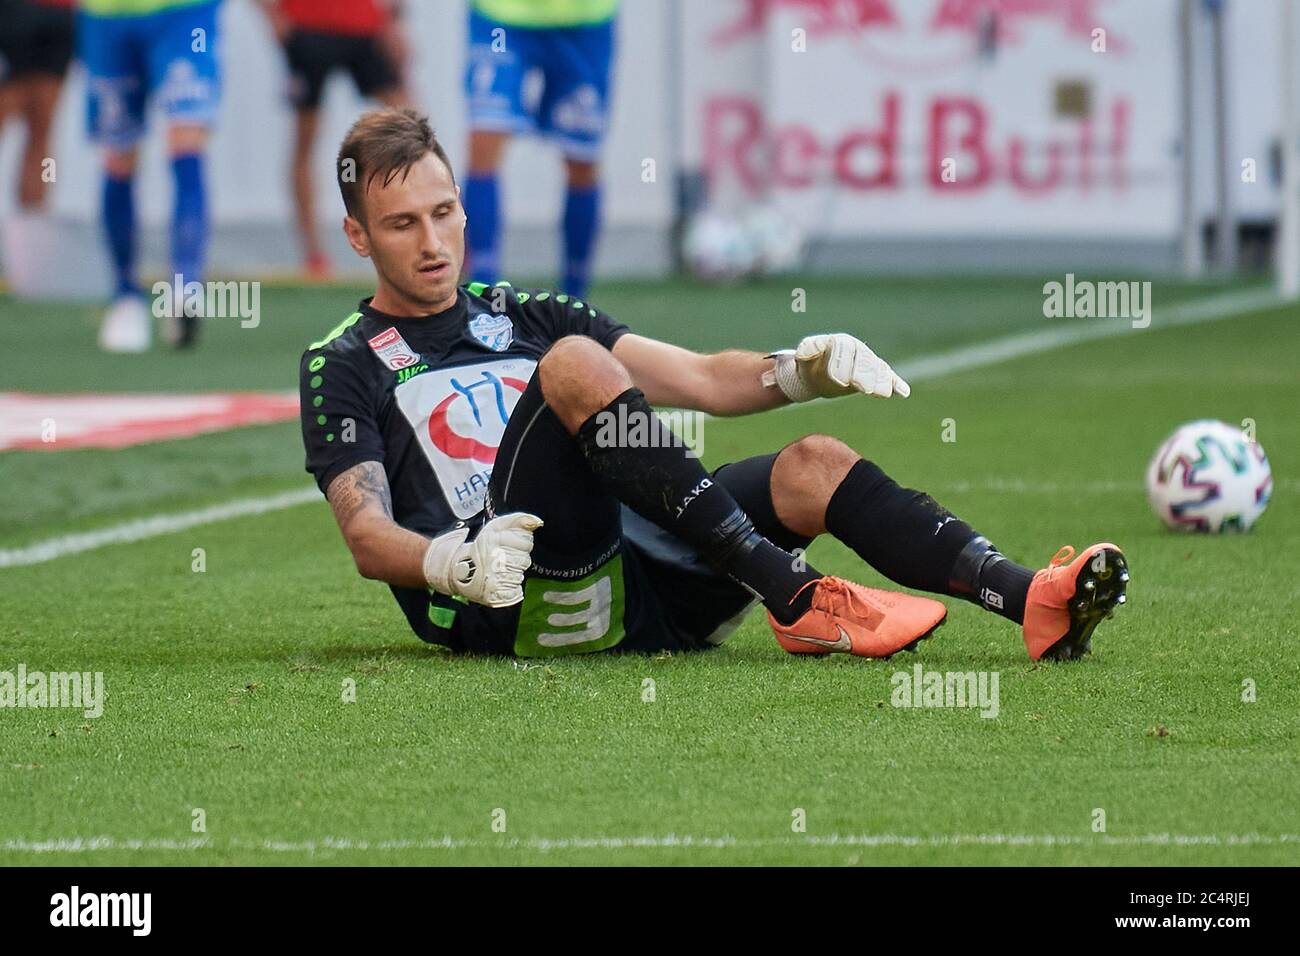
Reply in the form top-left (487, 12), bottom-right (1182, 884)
top-left (858, 358), bottom-right (911, 399)
top-left (770, 332), bottom-right (909, 402)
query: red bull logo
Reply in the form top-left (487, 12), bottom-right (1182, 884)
top-left (704, 92), bottom-right (1130, 197)
top-left (699, 0), bottom-right (1140, 198)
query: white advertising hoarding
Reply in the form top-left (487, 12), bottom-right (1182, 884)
top-left (684, 0), bottom-right (1184, 240)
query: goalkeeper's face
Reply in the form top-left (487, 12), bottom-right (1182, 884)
top-left (348, 152), bottom-right (466, 315)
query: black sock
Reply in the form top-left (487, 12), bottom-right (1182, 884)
top-left (947, 537), bottom-right (1036, 625)
top-left (575, 388), bottom-right (820, 624)
top-left (823, 459), bottom-right (1033, 624)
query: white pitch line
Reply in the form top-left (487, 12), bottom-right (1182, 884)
top-left (3, 832), bottom-right (1297, 854)
top-left (933, 478), bottom-right (1299, 495)
top-left (0, 487), bottom-right (319, 569)
top-left (894, 286), bottom-right (1280, 385)
top-left (0, 287), bottom-right (1282, 570)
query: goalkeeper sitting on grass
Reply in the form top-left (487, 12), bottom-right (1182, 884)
top-left (299, 108), bottom-right (1129, 660)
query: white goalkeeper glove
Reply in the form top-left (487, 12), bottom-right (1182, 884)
top-left (422, 512), bottom-right (543, 608)
top-left (763, 333), bottom-right (910, 403)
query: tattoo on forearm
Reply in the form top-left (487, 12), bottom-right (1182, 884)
top-left (327, 461), bottom-right (393, 529)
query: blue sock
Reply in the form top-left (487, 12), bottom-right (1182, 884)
top-left (562, 184), bottom-right (600, 299)
top-left (171, 153), bottom-right (207, 287)
top-left (463, 173), bottom-right (500, 283)
top-left (102, 174), bottom-right (137, 298)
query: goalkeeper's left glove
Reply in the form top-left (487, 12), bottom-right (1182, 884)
top-left (762, 333), bottom-right (910, 403)
top-left (422, 512), bottom-right (542, 608)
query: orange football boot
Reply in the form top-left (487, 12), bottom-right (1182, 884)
top-left (1023, 543), bottom-right (1129, 661)
top-left (768, 576), bottom-right (948, 658)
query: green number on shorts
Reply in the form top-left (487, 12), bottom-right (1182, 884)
top-left (513, 556), bottom-right (627, 658)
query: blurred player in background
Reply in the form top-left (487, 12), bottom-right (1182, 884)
top-left (463, 0), bottom-right (617, 299)
top-left (0, 0), bottom-right (75, 219)
top-left (79, 0), bottom-right (221, 352)
top-left (258, 0), bottom-right (409, 279)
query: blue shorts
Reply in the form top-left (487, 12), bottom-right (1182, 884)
top-left (464, 9), bottom-right (614, 161)
top-left (78, 0), bottom-right (221, 148)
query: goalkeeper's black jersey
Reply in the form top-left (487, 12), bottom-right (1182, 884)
top-left (299, 282), bottom-right (628, 636)
top-left (300, 281), bottom-right (627, 523)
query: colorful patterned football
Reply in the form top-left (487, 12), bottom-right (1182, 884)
top-left (1146, 420), bottom-right (1272, 532)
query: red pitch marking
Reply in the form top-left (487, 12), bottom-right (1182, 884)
top-left (0, 392), bottom-right (300, 451)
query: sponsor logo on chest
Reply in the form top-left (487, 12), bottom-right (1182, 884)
top-left (367, 327), bottom-right (421, 370)
top-left (394, 356), bottom-right (537, 519)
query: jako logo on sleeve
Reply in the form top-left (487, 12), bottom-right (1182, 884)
top-left (50, 886), bottom-right (151, 936)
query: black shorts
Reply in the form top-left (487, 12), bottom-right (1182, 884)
top-left (283, 29), bottom-right (399, 111)
top-left (409, 371), bottom-right (812, 657)
top-left (0, 0), bottom-right (74, 83)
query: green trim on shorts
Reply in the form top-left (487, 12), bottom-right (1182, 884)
top-left (429, 604), bottom-right (457, 630)
top-left (513, 554), bottom-right (626, 657)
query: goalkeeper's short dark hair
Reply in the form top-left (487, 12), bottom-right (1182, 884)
top-left (336, 108), bottom-right (456, 224)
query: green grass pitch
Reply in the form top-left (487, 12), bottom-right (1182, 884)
top-left (0, 275), bottom-right (1296, 865)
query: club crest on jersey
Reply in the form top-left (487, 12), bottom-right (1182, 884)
top-left (468, 312), bottom-right (514, 352)
top-left (367, 327), bottom-right (421, 371)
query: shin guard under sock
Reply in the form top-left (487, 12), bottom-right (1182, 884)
top-left (947, 536), bottom-right (1035, 624)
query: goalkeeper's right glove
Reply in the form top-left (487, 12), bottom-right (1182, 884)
top-left (763, 333), bottom-right (910, 403)
top-left (422, 512), bottom-right (543, 608)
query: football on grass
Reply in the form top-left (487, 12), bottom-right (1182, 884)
top-left (1145, 420), bottom-right (1272, 532)
top-left (683, 210), bottom-right (757, 282)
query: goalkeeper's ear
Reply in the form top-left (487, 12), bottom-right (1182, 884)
top-left (343, 213), bottom-right (371, 259)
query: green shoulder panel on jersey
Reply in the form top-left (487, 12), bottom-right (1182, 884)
top-left (308, 311), bottom-right (363, 351)
top-left (469, 279), bottom-right (539, 306)
top-left (509, 287), bottom-right (594, 315)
